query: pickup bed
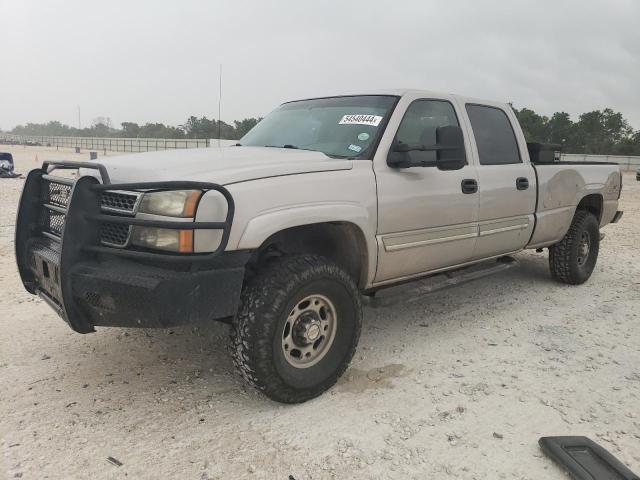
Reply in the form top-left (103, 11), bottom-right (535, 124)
top-left (15, 89), bottom-right (623, 403)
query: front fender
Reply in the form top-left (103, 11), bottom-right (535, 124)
top-left (235, 202), bottom-right (377, 285)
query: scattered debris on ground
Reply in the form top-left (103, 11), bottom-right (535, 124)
top-left (106, 456), bottom-right (123, 467)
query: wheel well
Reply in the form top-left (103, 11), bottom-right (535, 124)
top-left (248, 222), bottom-right (368, 288)
top-left (576, 194), bottom-right (603, 222)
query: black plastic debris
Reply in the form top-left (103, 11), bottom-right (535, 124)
top-left (539, 436), bottom-right (639, 480)
top-left (106, 456), bottom-right (123, 467)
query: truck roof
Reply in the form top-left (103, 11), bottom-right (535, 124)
top-left (286, 89), bottom-right (509, 110)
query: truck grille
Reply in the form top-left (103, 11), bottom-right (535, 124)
top-left (99, 222), bottom-right (131, 247)
top-left (100, 191), bottom-right (140, 214)
top-left (39, 179), bottom-right (137, 246)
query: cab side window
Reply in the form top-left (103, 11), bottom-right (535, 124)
top-left (465, 104), bottom-right (521, 165)
top-left (394, 100), bottom-right (462, 164)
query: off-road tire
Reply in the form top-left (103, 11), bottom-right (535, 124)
top-left (230, 254), bottom-right (362, 403)
top-left (549, 210), bottom-right (600, 285)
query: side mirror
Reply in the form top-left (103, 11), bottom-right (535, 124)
top-left (387, 125), bottom-right (466, 170)
top-left (435, 125), bottom-right (466, 171)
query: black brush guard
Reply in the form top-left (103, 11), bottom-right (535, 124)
top-left (15, 161), bottom-right (247, 333)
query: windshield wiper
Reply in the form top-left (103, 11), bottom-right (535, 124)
top-left (264, 144), bottom-right (299, 149)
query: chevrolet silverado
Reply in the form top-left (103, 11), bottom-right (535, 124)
top-left (15, 90), bottom-right (623, 403)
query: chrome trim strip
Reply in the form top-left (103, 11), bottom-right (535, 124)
top-left (385, 231), bottom-right (477, 251)
top-left (478, 223), bottom-right (529, 237)
top-left (381, 223), bottom-right (479, 252)
top-left (381, 216), bottom-right (530, 252)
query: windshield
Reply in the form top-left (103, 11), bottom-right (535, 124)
top-left (239, 95), bottom-right (398, 159)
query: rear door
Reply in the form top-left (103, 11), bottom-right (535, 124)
top-left (462, 103), bottom-right (536, 259)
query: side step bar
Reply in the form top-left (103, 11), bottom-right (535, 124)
top-left (539, 436), bottom-right (639, 480)
top-left (365, 256), bottom-right (519, 308)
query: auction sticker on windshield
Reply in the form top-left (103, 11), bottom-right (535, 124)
top-left (339, 114), bottom-right (383, 126)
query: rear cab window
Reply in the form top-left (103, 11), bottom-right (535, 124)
top-left (465, 104), bottom-right (521, 165)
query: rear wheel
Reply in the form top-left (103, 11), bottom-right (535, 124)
top-left (230, 254), bottom-right (362, 403)
top-left (548, 210), bottom-right (600, 285)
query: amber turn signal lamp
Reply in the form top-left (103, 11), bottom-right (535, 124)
top-left (182, 191), bottom-right (202, 217)
top-left (178, 230), bottom-right (194, 253)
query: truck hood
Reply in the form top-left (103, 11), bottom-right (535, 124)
top-left (96, 146), bottom-right (353, 185)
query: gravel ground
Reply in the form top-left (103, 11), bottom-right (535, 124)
top-left (1, 146), bottom-right (639, 480)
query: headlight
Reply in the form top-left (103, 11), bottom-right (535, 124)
top-left (131, 226), bottom-right (194, 253)
top-left (131, 189), bottom-right (201, 253)
top-left (138, 190), bottom-right (201, 217)
top-left (130, 189), bottom-right (227, 254)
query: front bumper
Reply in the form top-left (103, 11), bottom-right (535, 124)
top-left (28, 237), bottom-right (248, 330)
top-left (15, 161), bottom-right (244, 333)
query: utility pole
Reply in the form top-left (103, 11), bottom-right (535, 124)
top-left (218, 64), bottom-right (222, 146)
top-left (78, 105), bottom-right (81, 129)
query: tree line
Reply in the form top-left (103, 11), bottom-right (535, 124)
top-left (6, 107), bottom-right (640, 155)
top-left (513, 107), bottom-right (640, 155)
top-left (7, 116), bottom-right (262, 141)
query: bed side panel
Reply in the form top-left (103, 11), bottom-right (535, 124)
top-left (528, 164), bottom-right (620, 248)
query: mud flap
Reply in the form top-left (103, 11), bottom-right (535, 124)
top-left (539, 436), bottom-right (639, 480)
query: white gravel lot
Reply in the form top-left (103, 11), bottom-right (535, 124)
top-left (1, 146), bottom-right (639, 480)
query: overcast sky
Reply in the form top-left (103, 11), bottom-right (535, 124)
top-left (1, 0), bottom-right (639, 131)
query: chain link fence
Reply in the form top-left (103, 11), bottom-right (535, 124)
top-left (0, 133), bottom-right (210, 152)
top-left (561, 154), bottom-right (640, 172)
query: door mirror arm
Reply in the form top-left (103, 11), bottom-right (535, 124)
top-left (387, 125), bottom-right (466, 170)
top-left (387, 143), bottom-right (438, 168)
top-left (391, 143), bottom-right (457, 153)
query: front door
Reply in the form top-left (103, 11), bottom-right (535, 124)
top-left (463, 103), bottom-right (536, 259)
top-left (373, 97), bottom-right (479, 284)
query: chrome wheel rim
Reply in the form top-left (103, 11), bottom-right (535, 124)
top-left (281, 294), bottom-right (337, 368)
top-left (577, 231), bottom-right (591, 266)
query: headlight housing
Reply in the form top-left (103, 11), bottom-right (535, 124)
top-left (131, 190), bottom-right (202, 253)
top-left (131, 226), bottom-right (194, 253)
top-left (138, 190), bottom-right (201, 217)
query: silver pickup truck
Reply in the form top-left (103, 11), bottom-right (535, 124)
top-left (15, 90), bottom-right (623, 403)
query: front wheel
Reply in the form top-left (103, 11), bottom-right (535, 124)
top-left (230, 254), bottom-right (362, 403)
top-left (549, 210), bottom-right (600, 285)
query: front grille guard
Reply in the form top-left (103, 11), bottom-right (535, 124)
top-left (36, 161), bottom-right (235, 262)
top-left (15, 160), bottom-right (236, 333)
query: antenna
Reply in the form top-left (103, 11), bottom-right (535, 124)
top-left (218, 64), bottom-right (222, 146)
